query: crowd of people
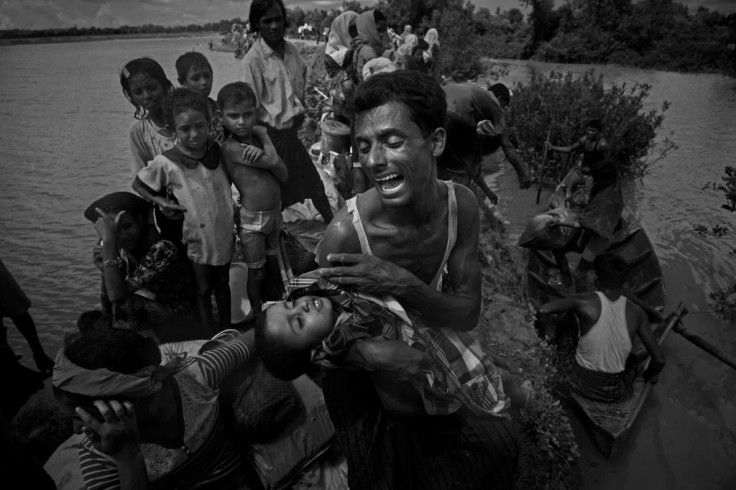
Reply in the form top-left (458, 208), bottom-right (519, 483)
top-left (1, 0), bottom-right (668, 488)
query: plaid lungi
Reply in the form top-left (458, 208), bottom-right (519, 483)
top-left (286, 274), bottom-right (509, 416)
top-left (556, 323), bottom-right (636, 403)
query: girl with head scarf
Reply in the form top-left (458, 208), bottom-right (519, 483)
top-left (423, 27), bottom-right (441, 78)
top-left (352, 9), bottom-right (393, 83)
top-left (325, 10), bottom-right (359, 72)
top-left (423, 28), bottom-right (440, 61)
top-left (86, 192), bottom-right (196, 337)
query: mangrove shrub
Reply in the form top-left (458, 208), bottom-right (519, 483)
top-left (505, 70), bottom-right (676, 184)
top-left (709, 166), bottom-right (736, 318)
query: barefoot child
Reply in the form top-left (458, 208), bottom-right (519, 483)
top-left (217, 82), bottom-right (288, 316)
top-left (256, 274), bottom-right (531, 415)
top-left (133, 89), bottom-right (234, 334)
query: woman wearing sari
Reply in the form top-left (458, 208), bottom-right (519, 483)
top-left (352, 9), bottom-right (393, 83)
top-left (324, 10), bottom-right (358, 75)
top-left (87, 192), bottom-right (196, 337)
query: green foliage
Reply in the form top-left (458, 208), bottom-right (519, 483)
top-left (431, 3), bottom-right (485, 80)
top-left (510, 341), bottom-right (580, 490)
top-left (708, 166), bottom-right (736, 318)
top-left (475, 218), bottom-right (578, 490)
top-left (719, 166), bottom-right (736, 213)
top-left (505, 70), bottom-right (676, 184)
top-left (710, 282), bottom-right (736, 319)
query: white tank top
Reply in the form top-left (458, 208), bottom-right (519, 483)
top-left (575, 292), bottom-right (632, 373)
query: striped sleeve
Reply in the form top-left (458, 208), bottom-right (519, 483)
top-left (192, 337), bottom-right (251, 389)
top-left (79, 439), bottom-right (121, 490)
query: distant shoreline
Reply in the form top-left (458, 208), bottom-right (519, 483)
top-left (0, 31), bottom-right (217, 47)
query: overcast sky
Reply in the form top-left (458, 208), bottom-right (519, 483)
top-left (1, 0), bottom-right (734, 30)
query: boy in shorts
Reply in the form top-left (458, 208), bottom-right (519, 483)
top-left (217, 82), bottom-right (288, 316)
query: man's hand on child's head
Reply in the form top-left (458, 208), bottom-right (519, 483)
top-left (241, 144), bottom-right (265, 165)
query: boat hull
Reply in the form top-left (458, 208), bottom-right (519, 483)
top-left (567, 313), bottom-right (677, 457)
top-left (525, 168), bottom-right (668, 457)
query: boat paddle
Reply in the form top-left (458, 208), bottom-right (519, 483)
top-left (622, 290), bottom-right (736, 372)
top-left (536, 128), bottom-right (552, 204)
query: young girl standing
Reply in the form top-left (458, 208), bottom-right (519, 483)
top-left (120, 58), bottom-right (184, 248)
top-left (133, 89), bottom-right (234, 334)
top-left (120, 57), bottom-right (176, 175)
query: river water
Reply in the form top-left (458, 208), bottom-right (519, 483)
top-left (0, 37), bottom-right (734, 488)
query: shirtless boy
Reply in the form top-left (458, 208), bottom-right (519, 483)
top-left (217, 82), bottom-right (288, 315)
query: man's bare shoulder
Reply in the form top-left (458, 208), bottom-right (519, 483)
top-left (317, 205), bottom-right (362, 266)
top-left (452, 183), bottom-right (481, 230)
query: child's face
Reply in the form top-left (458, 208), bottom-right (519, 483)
top-left (586, 127), bottom-right (600, 141)
top-left (219, 100), bottom-right (257, 139)
top-left (182, 65), bottom-right (213, 97)
top-left (110, 211), bottom-right (142, 251)
top-left (173, 109), bottom-right (209, 152)
top-left (266, 296), bottom-right (335, 350)
top-left (128, 72), bottom-right (166, 113)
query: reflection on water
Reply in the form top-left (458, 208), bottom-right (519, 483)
top-left (0, 38), bottom-right (735, 488)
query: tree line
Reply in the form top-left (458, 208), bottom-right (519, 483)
top-left (1, 0), bottom-right (734, 76)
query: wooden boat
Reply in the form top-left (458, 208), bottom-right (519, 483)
top-left (524, 168), bottom-right (679, 457)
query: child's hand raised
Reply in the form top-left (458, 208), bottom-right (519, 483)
top-left (241, 144), bottom-right (265, 165)
top-left (93, 208), bottom-right (125, 244)
top-left (76, 400), bottom-right (141, 458)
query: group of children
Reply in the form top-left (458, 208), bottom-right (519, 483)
top-left (114, 50), bottom-right (529, 417)
top-left (120, 51), bottom-right (286, 333)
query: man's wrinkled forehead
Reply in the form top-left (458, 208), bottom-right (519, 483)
top-left (355, 101), bottom-right (423, 137)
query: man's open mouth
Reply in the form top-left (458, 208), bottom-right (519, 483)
top-left (375, 173), bottom-right (405, 194)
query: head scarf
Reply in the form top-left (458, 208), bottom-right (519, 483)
top-left (325, 11), bottom-right (359, 66)
top-left (362, 57), bottom-right (399, 80)
top-left (355, 10), bottom-right (392, 56)
top-left (327, 11), bottom-right (358, 51)
top-left (424, 28), bottom-right (439, 49)
top-left (52, 348), bottom-right (179, 398)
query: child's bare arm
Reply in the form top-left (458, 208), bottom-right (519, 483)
top-left (132, 177), bottom-right (186, 212)
top-left (253, 126), bottom-right (288, 182)
top-left (222, 135), bottom-right (288, 183)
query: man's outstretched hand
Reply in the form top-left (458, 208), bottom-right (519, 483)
top-left (318, 253), bottom-right (417, 296)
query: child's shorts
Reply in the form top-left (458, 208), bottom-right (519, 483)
top-left (237, 207), bottom-right (282, 269)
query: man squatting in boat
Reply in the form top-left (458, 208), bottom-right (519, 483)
top-left (538, 253), bottom-right (666, 402)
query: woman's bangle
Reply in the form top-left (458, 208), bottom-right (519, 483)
top-left (103, 257), bottom-right (124, 268)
